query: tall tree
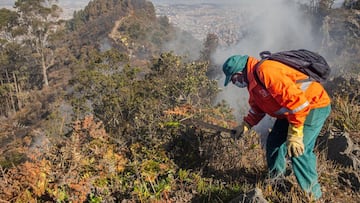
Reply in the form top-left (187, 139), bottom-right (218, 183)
top-left (0, 8), bottom-right (29, 116)
top-left (0, 8), bottom-right (20, 42)
top-left (201, 33), bottom-right (220, 79)
top-left (14, 0), bottom-right (62, 88)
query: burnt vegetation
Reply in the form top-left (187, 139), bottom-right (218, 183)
top-left (0, 0), bottom-right (359, 202)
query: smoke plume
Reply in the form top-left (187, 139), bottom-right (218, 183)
top-left (211, 0), bottom-right (324, 144)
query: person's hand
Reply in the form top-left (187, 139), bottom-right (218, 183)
top-left (232, 121), bottom-right (250, 139)
top-left (287, 124), bottom-right (304, 157)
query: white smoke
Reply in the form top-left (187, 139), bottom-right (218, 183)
top-left (152, 0), bottom-right (328, 145)
top-left (212, 0), bottom-right (322, 145)
top-left (213, 0), bottom-right (319, 64)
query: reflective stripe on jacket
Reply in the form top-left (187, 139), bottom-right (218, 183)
top-left (244, 57), bottom-right (331, 127)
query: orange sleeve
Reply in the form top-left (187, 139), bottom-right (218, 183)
top-left (244, 96), bottom-right (266, 127)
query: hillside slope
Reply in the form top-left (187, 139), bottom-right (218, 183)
top-left (0, 1), bottom-right (359, 202)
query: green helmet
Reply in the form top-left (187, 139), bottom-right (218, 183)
top-left (222, 55), bottom-right (249, 86)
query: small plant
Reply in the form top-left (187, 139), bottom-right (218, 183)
top-left (130, 143), bottom-right (176, 202)
top-left (331, 94), bottom-right (360, 132)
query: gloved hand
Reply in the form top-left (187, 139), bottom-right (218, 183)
top-left (232, 121), bottom-right (250, 139)
top-left (287, 124), bottom-right (305, 157)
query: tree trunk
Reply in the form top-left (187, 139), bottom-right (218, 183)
top-left (5, 70), bottom-right (16, 113)
top-left (0, 75), bottom-right (11, 117)
top-left (13, 72), bottom-right (22, 109)
top-left (42, 52), bottom-right (49, 87)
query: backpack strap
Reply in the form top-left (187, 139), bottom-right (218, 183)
top-left (253, 59), bottom-right (267, 89)
top-left (254, 59), bottom-right (313, 90)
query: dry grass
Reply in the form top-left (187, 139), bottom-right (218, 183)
top-left (0, 79), bottom-right (359, 202)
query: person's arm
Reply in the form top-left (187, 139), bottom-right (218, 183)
top-left (233, 97), bottom-right (265, 138)
top-left (244, 99), bottom-right (266, 127)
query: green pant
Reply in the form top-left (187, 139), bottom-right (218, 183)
top-left (266, 105), bottom-right (331, 200)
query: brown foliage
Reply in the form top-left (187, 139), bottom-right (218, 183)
top-left (0, 154), bottom-right (50, 202)
top-left (0, 115), bottom-right (128, 202)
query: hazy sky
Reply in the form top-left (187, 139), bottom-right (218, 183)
top-left (0, 0), bottom-right (231, 7)
top-left (0, 0), bottom-right (345, 7)
top-left (209, 0), bottom-right (327, 127)
top-left (0, 0), bottom-right (93, 11)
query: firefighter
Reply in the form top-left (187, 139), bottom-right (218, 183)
top-left (222, 54), bottom-right (331, 200)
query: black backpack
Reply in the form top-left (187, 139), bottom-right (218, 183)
top-left (254, 49), bottom-right (330, 88)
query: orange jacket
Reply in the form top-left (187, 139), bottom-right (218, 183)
top-left (244, 56), bottom-right (331, 127)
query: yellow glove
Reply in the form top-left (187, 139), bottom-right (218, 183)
top-left (287, 124), bottom-right (304, 157)
top-left (232, 121), bottom-right (250, 139)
